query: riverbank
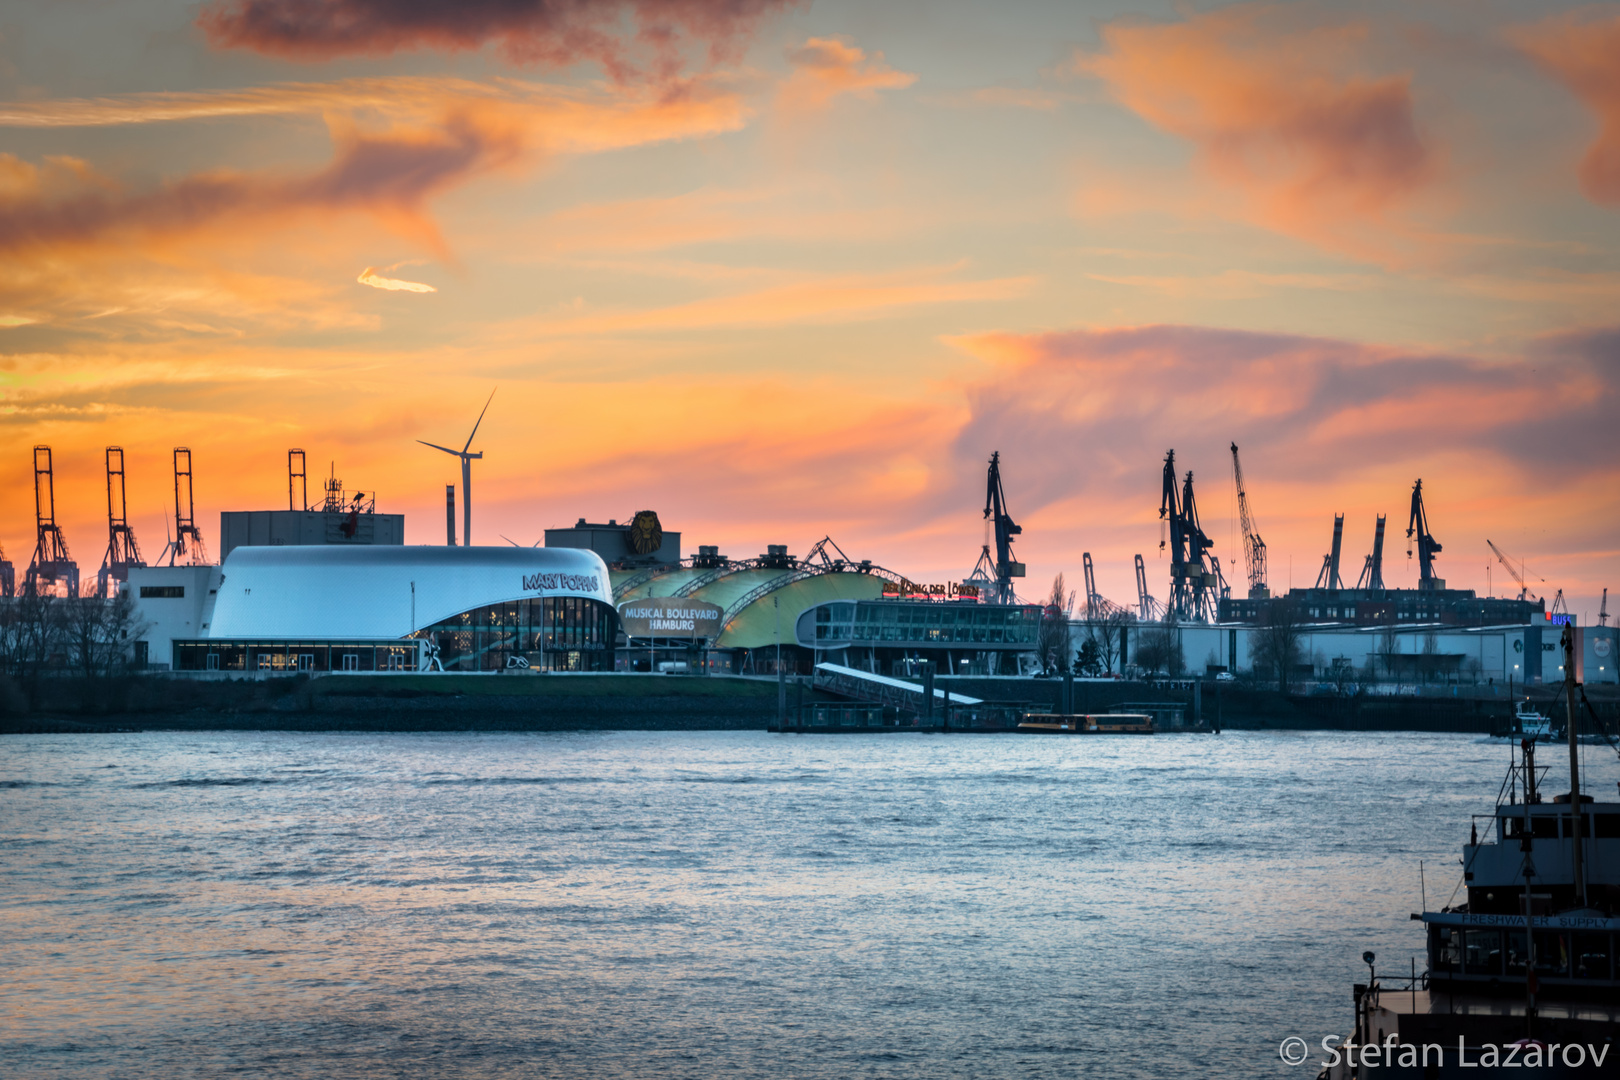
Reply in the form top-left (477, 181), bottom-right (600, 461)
top-left (1, 671), bottom-right (1612, 734)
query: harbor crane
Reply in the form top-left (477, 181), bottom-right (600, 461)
top-left (25, 445), bottom-right (78, 597)
top-left (159, 448), bottom-right (207, 566)
top-left (0, 544), bottom-right (12, 598)
top-left (1354, 515), bottom-right (1387, 590)
top-left (1485, 539), bottom-right (1541, 601)
top-left (1134, 554), bottom-right (1159, 621)
top-left (288, 449), bottom-right (307, 511)
top-left (1229, 443), bottom-right (1268, 599)
top-left (1406, 479), bottom-right (1443, 590)
top-left (97, 447), bottom-right (145, 596)
top-left (974, 451), bottom-right (1024, 605)
top-left (1159, 450), bottom-right (1226, 623)
top-left (1083, 552), bottom-right (1101, 617)
top-left (1313, 514), bottom-right (1346, 590)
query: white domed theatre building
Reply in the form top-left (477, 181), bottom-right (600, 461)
top-left (132, 546), bottom-right (617, 674)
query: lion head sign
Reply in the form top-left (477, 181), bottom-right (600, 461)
top-left (627, 510), bottom-right (663, 557)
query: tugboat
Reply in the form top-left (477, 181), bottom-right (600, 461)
top-left (1513, 703), bottom-right (1559, 742)
top-left (1319, 629), bottom-right (1620, 1077)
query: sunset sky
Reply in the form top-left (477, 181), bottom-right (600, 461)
top-left (2, 0), bottom-right (1618, 620)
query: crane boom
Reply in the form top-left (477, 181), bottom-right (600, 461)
top-left (1355, 515), bottom-right (1387, 589)
top-left (1230, 443), bottom-right (1268, 599)
top-left (1485, 539), bottom-right (1538, 601)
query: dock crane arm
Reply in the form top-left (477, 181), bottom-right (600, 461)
top-left (1406, 479), bottom-right (1442, 587)
top-left (1486, 539), bottom-right (1539, 602)
top-left (1230, 443), bottom-right (1267, 597)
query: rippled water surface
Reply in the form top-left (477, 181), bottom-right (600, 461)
top-left (5, 729), bottom-right (1614, 1078)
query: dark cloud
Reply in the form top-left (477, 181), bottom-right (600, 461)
top-left (0, 114), bottom-right (519, 255)
top-left (198, 0), bottom-right (802, 81)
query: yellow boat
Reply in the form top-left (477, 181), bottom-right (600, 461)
top-left (1017, 713), bottom-right (1154, 734)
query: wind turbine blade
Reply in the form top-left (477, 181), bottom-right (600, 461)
top-left (417, 440), bottom-right (463, 457)
top-left (463, 388), bottom-right (496, 453)
top-left (501, 535), bottom-right (519, 547)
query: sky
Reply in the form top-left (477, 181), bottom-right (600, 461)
top-left (1, 0), bottom-right (1618, 621)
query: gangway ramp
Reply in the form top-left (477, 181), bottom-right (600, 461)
top-left (813, 663), bottom-right (982, 715)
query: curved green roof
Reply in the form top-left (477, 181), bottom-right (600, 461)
top-left (608, 564), bottom-right (888, 649)
top-left (713, 572), bottom-right (884, 648)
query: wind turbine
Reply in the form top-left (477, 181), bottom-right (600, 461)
top-left (419, 389), bottom-right (494, 547)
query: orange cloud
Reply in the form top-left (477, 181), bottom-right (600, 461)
top-left (198, 0), bottom-right (802, 83)
top-left (781, 37), bottom-right (916, 111)
top-left (1514, 11), bottom-right (1620, 206)
top-left (518, 264), bottom-right (1032, 336)
top-left (0, 78), bottom-right (751, 334)
top-left (1076, 4), bottom-right (1436, 261)
top-left (357, 266), bottom-right (435, 292)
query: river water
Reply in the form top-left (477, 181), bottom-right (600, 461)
top-left (4, 729), bottom-right (1615, 1079)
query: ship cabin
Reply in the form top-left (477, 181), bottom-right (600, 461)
top-left (1424, 794), bottom-right (1620, 996)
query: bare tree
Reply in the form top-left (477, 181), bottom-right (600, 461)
top-left (62, 591), bottom-right (147, 680)
top-left (1252, 598), bottom-right (1303, 691)
top-left (1135, 623), bottom-right (1180, 677)
top-left (1037, 573), bottom-right (1074, 674)
top-left (1084, 608), bottom-right (1131, 675)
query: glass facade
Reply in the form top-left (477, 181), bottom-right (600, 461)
top-left (411, 595), bottom-right (616, 672)
top-left (173, 596), bottom-right (616, 673)
top-left (174, 640), bottom-right (416, 672)
top-left (812, 600), bottom-right (1041, 647)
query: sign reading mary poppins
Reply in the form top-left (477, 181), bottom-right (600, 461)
top-left (618, 598), bottom-right (723, 640)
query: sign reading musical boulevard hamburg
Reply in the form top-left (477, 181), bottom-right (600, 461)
top-left (617, 598), bottom-right (723, 640)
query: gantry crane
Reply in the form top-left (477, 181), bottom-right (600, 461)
top-left (97, 446), bottom-right (145, 596)
top-left (1229, 443), bottom-right (1268, 599)
top-left (0, 543), bottom-right (14, 598)
top-left (1485, 539), bottom-right (1541, 602)
top-left (1314, 514), bottom-right (1346, 590)
top-left (1355, 515), bottom-right (1387, 590)
top-left (160, 447), bottom-right (208, 566)
top-left (1159, 450), bottom-right (1226, 622)
top-left (25, 445), bottom-right (78, 597)
top-left (1406, 479), bottom-right (1443, 590)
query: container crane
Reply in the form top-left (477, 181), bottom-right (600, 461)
top-left (1354, 515), bottom-right (1387, 590)
top-left (25, 445), bottom-right (78, 596)
top-left (160, 447), bottom-right (207, 566)
top-left (0, 543), bottom-right (14, 598)
top-left (97, 446), bottom-right (145, 596)
top-left (979, 451), bottom-right (1023, 604)
top-left (1229, 443), bottom-right (1268, 599)
top-left (1313, 514), bottom-right (1345, 590)
top-left (1406, 479), bottom-right (1443, 590)
top-left (1485, 539), bottom-right (1540, 602)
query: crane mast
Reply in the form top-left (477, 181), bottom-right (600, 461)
top-left (1229, 443), bottom-right (1268, 599)
top-left (1355, 515), bottom-right (1387, 590)
top-left (1406, 479), bottom-right (1444, 590)
top-left (26, 445), bottom-right (78, 597)
top-left (1314, 514), bottom-right (1345, 590)
top-left (1134, 554), bottom-right (1157, 621)
top-left (981, 451), bottom-right (1023, 604)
